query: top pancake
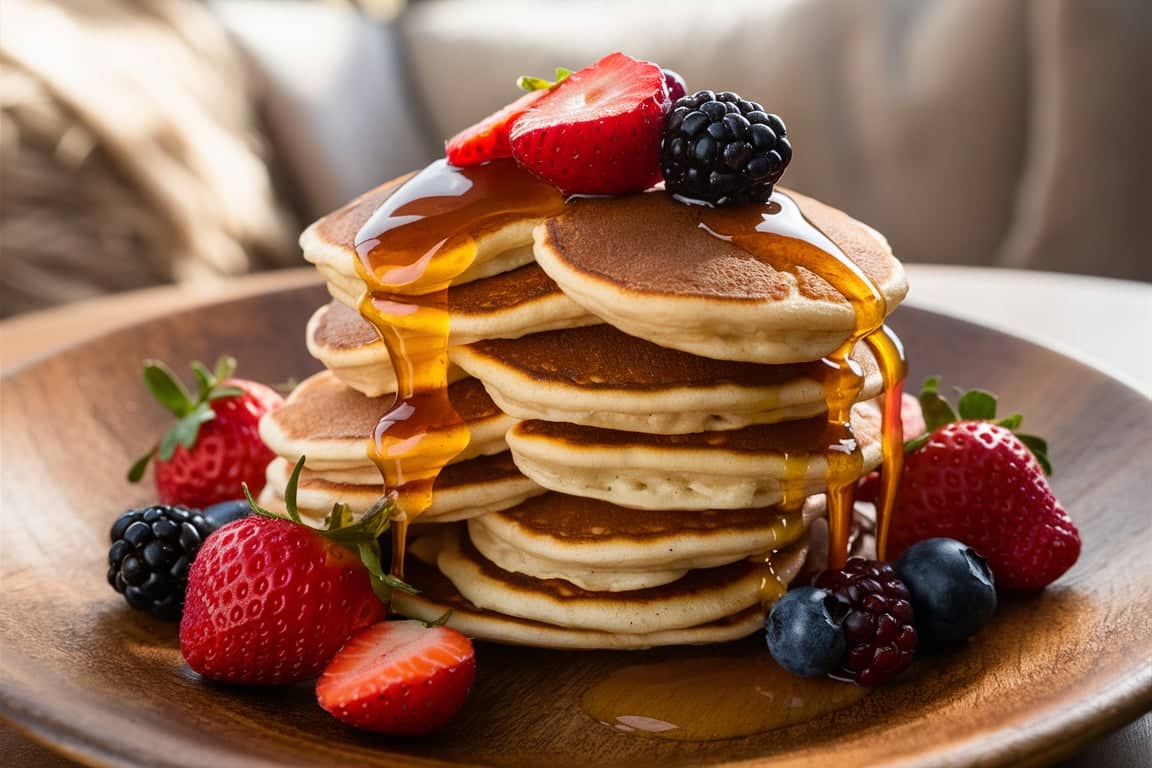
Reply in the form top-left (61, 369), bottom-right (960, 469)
top-left (534, 188), bottom-right (908, 363)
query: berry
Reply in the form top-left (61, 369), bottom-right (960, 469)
top-left (660, 90), bottom-right (792, 206)
top-left (814, 559), bottom-right (918, 687)
top-left (889, 377), bottom-right (1080, 592)
top-left (662, 69), bottom-right (687, 102)
top-left (509, 52), bottom-right (670, 195)
top-left (128, 356), bottom-right (283, 509)
top-left (107, 504), bottom-right (231, 620)
top-left (895, 538), bottom-right (997, 649)
top-left (179, 458), bottom-right (405, 685)
top-left (765, 586), bottom-right (847, 677)
top-left (446, 89), bottom-right (548, 167)
top-left (317, 620), bottom-right (476, 735)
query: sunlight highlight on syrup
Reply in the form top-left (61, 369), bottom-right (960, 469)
top-left (696, 192), bottom-right (905, 570)
top-left (353, 159), bottom-right (565, 578)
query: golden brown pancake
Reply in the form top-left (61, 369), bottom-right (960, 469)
top-left (468, 492), bottom-right (820, 591)
top-left (259, 451), bottom-right (544, 522)
top-left (452, 324), bottom-right (884, 433)
top-left (506, 400), bottom-right (883, 510)
top-left (258, 371), bottom-right (516, 472)
top-left (534, 188), bottom-right (908, 363)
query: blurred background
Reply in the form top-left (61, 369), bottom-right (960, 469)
top-left (2, 0), bottom-right (1149, 318)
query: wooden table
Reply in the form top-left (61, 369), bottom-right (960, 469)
top-left (2, 266), bottom-right (1149, 766)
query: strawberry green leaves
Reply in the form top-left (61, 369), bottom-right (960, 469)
top-left (128, 356), bottom-right (247, 482)
top-left (905, 376), bottom-right (1053, 475)
top-left (516, 67), bottom-right (572, 93)
top-left (243, 456), bottom-right (416, 603)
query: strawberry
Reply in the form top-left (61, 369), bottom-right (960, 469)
top-left (179, 457), bottom-right (409, 684)
top-left (445, 67), bottom-right (571, 167)
top-left (509, 52), bottom-right (670, 195)
top-left (888, 378), bottom-right (1080, 592)
top-left (128, 356), bottom-right (282, 509)
top-left (317, 619), bottom-right (476, 735)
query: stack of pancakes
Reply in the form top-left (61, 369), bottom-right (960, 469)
top-left (259, 172), bottom-right (908, 649)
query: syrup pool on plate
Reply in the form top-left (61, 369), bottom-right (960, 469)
top-left (581, 654), bottom-right (868, 741)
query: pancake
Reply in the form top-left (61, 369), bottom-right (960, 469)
top-left (452, 325), bottom-right (885, 434)
top-left (506, 400), bottom-right (883, 511)
top-left (301, 171), bottom-right (547, 310)
top-left (307, 265), bottom-right (596, 396)
top-left (534, 188), bottom-right (908, 363)
top-left (258, 371), bottom-right (516, 472)
top-left (259, 451), bottom-right (544, 523)
top-left (393, 553), bottom-right (768, 650)
top-left (305, 302), bottom-right (468, 397)
top-left (428, 525), bottom-right (809, 636)
top-left (467, 493), bottom-right (822, 591)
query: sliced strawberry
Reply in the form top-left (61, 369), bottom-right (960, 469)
top-left (509, 52), bottom-right (670, 195)
top-left (446, 89), bottom-right (547, 167)
top-left (317, 620), bottom-right (476, 735)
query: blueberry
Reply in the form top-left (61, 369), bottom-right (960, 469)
top-left (765, 586), bottom-right (847, 677)
top-left (201, 499), bottom-right (250, 532)
top-left (895, 538), bottom-right (997, 650)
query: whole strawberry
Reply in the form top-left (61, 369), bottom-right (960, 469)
top-left (180, 458), bottom-right (408, 685)
top-left (128, 356), bottom-right (283, 509)
top-left (888, 378), bottom-right (1080, 592)
top-left (509, 52), bottom-right (670, 195)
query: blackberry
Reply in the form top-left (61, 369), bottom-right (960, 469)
top-left (814, 559), bottom-right (918, 687)
top-left (659, 90), bottom-right (792, 206)
top-left (107, 500), bottom-right (248, 620)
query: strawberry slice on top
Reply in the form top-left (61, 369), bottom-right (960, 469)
top-left (509, 52), bottom-right (670, 195)
top-left (446, 89), bottom-right (548, 167)
top-left (445, 67), bottom-right (572, 167)
top-left (317, 619), bottom-right (476, 735)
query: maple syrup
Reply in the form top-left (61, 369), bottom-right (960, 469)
top-left (697, 192), bottom-right (904, 570)
top-left (353, 159), bottom-right (565, 577)
top-left (581, 653), bottom-right (867, 741)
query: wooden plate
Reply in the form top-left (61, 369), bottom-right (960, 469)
top-left (1, 284), bottom-right (1150, 767)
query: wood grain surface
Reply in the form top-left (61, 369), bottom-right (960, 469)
top-left (1, 284), bottom-right (1150, 767)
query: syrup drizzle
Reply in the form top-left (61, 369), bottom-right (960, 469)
top-left (696, 192), bottom-right (904, 572)
top-left (353, 159), bottom-right (565, 578)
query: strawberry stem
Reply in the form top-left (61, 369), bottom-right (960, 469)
top-left (243, 456), bottom-right (417, 602)
top-left (905, 376), bottom-right (1054, 475)
top-left (130, 355), bottom-right (246, 483)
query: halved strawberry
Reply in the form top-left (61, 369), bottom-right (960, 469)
top-left (317, 620), bottom-right (476, 735)
top-left (446, 89), bottom-right (547, 167)
top-left (445, 67), bottom-right (572, 167)
top-left (509, 52), bottom-right (670, 195)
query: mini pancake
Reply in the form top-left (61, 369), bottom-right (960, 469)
top-left (258, 452), bottom-right (544, 523)
top-left (393, 553), bottom-right (768, 650)
top-left (306, 267), bottom-right (596, 396)
top-left (467, 493), bottom-right (822, 591)
top-left (451, 325), bottom-right (884, 434)
top-left (506, 400), bottom-right (883, 511)
top-left (258, 371), bottom-right (516, 472)
top-left (534, 189), bottom-right (908, 363)
top-left (302, 173), bottom-right (545, 310)
top-left (426, 525), bottom-right (809, 636)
